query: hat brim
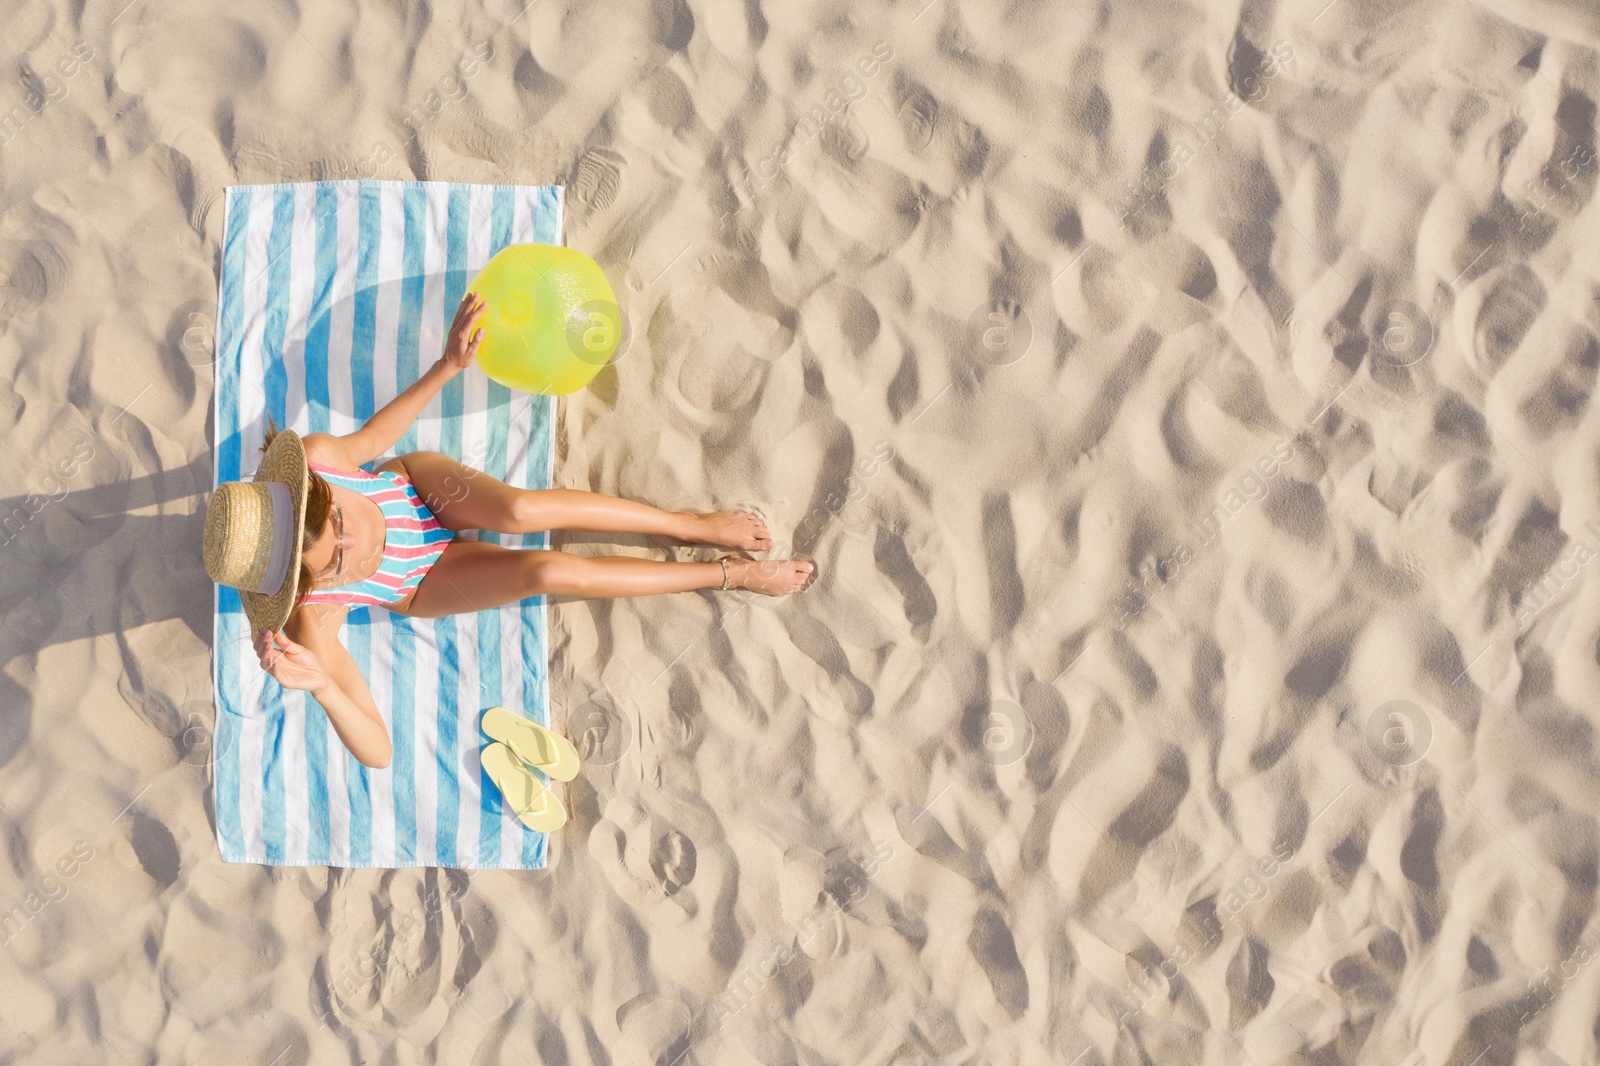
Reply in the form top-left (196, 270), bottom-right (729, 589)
top-left (238, 429), bottom-right (309, 634)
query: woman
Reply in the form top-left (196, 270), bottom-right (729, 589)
top-left (205, 291), bottom-right (816, 770)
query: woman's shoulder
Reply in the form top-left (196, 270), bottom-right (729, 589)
top-left (287, 600), bottom-right (350, 644)
top-left (302, 434), bottom-right (364, 475)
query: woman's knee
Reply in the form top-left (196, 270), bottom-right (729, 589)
top-left (509, 491), bottom-right (549, 532)
top-left (520, 550), bottom-right (584, 596)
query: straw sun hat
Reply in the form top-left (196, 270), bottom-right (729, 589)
top-left (203, 428), bottom-right (310, 634)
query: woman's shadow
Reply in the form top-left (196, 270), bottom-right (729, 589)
top-left (0, 449), bottom-right (215, 771)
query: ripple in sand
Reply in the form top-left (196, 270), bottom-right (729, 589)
top-left (964, 299), bottom-right (1032, 368)
top-left (574, 696), bottom-right (634, 767)
top-left (1516, 326), bottom-right (1598, 433)
top-left (965, 698), bottom-right (1034, 767)
top-left (1370, 298), bottom-right (1436, 368)
top-left (1365, 699), bottom-right (1434, 766)
top-left (798, 280), bottom-right (880, 362)
top-left (166, 298), bottom-right (218, 368)
top-left (968, 906), bottom-right (1029, 1019)
top-left (128, 810), bottom-right (181, 890)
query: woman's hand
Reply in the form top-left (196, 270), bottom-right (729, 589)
top-left (439, 290), bottom-right (487, 373)
top-left (326, 291), bottom-right (484, 464)
top-left (255, 628), bottom-right (331, 693)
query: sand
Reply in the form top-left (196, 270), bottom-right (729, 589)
top-left (4, 0), bottom-right (1600, 1062)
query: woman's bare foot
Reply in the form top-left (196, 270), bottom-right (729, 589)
top-left (684, 511), bottom-right (774, 551)
top-left (725, 557), bottom-right (815, 596)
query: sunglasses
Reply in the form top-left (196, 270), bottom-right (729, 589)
top-left (322, 502), bottom-right (343, 580)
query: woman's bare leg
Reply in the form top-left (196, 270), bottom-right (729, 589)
top-left (388, 451), bottom-right (773, 550)
top-left (402, 540), bottom-right (815, 618)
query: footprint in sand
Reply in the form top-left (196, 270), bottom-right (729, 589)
top-left (818, 111), bottom-right (871, 162)
top-left (117, 633), bottom-right (212, 752)
top-left (898, 86), bottom-right (938, 150)
top-left (414, 117), bottom-right (519, 179)
top-left (594, 794), bottom-right (748, 998)
top-left (0, 236), bottom-right (65, 319)
top-left (779, 845), bottom-right (843, 960)
top-left (649, 829), bottom-right (697, 896)
top-left (616, 993), bottom-right (692, 1065)
top-left (590, 797), bottom-right (700, 918)
top-left (184, 182), bottom-right (223, 243)
top-left (320, 869), bottom-right (477, 1041)
top-left (1468, 263), bottom-right (1545, 378)
top-left (572, 147), bottom-right (624, 213)
top-left (157, 123), bottom-right (236, 243)
top-left (233, 142), bottom-right (299, 181)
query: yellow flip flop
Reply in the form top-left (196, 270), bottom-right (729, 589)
top-left (481, 706), bottom-right (582, 781)
top-left (481, 742), bottom-right (567, 832)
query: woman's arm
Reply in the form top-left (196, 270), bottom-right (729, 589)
top-left (311, 671), bottom-right (393, 770)
top-left (306, 291), bottom-right (487, 469)
top-left (269, 608), bottom-right (393, 769)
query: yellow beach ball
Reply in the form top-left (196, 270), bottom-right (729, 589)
top-left (468, 244), bottom-right (623, 395)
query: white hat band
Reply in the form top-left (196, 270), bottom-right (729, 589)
top-left (253, 480), bottom-right (296, 596)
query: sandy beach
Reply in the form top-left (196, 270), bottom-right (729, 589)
top-left (4, 0), bottom-right (1600, 1062)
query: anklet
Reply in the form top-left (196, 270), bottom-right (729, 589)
top-left (719, 558), bottom-right (731, 590)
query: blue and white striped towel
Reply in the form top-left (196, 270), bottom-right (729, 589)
top-left (212, 180), bottom-right (563, 869)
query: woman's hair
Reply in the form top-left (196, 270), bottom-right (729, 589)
top-left (261, 414), bottom-right (333, 609)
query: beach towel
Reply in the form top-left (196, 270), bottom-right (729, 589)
top-left (211, 180), bottom-right (563, 869)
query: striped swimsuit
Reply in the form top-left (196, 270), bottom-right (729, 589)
top-left (300, 461), bottom-right (455, 609)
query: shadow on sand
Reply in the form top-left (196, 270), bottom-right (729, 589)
top-left (0, 449), bottom-right (215, 774)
